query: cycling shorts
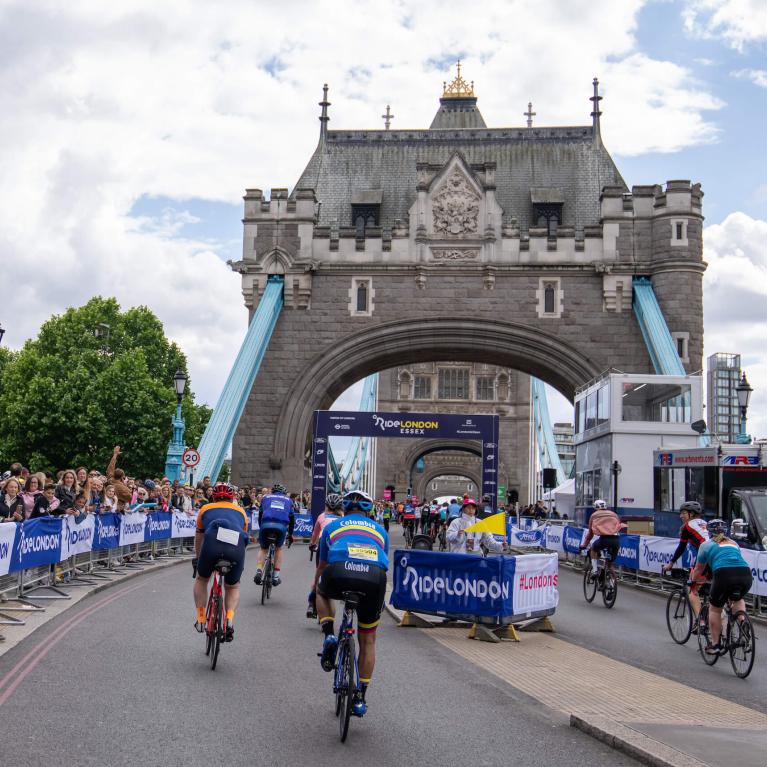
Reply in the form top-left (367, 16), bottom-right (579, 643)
top-left (709, 566), bottom-right (753, 609)
top-left (317, 561), bottom-right (387, 632)
top-left (197, 523), bottom-right (247, 586)
top-left (258, 521), bottom-right (287, 549)
top-left (593, 534), bottom-right (620, 562)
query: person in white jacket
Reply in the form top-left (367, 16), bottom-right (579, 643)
top-left (446, 498), bottom-right (504, 555)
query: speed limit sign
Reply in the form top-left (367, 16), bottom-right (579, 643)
top-left (182, 447), bottom-right (201, 468)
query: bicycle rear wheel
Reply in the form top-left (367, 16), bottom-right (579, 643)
top-left (339, 635), bottom-right (356, 742)
top-left (334, 641), bottom-right (346, 717)
top-left (261, 552), bottom-right (271, 605)
top-left (205, 593), bottom-right (214, 656)
top-left (210, 592), bottom-right (222, 670)
top-left (697, 604), bottom-right (719, 666)
top-left (666, 589), bottom-right (693, 644)
top-left (729, 611), bottom-right (756, 679)
top-left (583, 565), bottom-right (597, 603)
top-left (602, 571), bottom-right (618, 609)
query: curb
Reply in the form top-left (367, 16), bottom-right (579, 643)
top-left (570, 715), bottom-right (710, 767)
top-left (0, 555), bottom-right (191, 657)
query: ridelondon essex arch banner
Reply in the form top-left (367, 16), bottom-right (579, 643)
top-left (310, 410), bottom-right (500, 518)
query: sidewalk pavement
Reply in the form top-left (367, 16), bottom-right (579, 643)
top-left (386, 577), bottom-right (765, 767)
top-left (0, 555), bottom-right (191, 658)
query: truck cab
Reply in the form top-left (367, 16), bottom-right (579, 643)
top-left (726, 488), bottom-right (767, 551)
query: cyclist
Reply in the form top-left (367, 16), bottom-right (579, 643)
top-left (381, 503), bottom-right (391, 532)
top-left (306, 492), bottom-right (344, 618)
top-left (254, 483), bottom-right (295, 587)
top-left (580, 499), bottom-right (626, 578)
top-left (663, 500), bottom-right (710, 628)
top-left (447, 497), bottom-right (461, 525)
top-left (446, 498), bottom-right (504, 555)
top-left (419, 501), bottom-right (430, 534)
top-left (193, 482), bottom-right (249, 641)
top-left (401, 497), bottom-right (417, 542)
top-left (691, 518), bottom-right (753, 655)
top-left (316, 489), bottom-right (389, 718)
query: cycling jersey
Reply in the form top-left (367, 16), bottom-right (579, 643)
top-left (696, 539), bottom-right (749, 571)
top-left (196, 501), bottom-right (249, 534)
top-left (259, 493), bottom-right (294, 525)
top-left (402, 504), bottom-right (415, 519)
top-left (447, 502), bottom-right (461, 521)
top-left (319, 514), bottom-right (389, 571)
top-left (670, 518), bottom-right (709, 566)
top-left (196, 501), bottom-right (249, 585)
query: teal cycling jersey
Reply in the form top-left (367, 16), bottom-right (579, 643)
top-left (696, 539), bottom-right (749, 571)
top-left (319, 514), bottom-right (389, 571)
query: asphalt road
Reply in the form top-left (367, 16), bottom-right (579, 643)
top-left (554, 565), bottom-right (767, 714)
top-left (0, 543), bottom-right (640, 767)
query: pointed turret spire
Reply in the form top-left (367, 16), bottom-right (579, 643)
top-left (319, 83), bottom-right (330, 139)
top-left (590, 77), bottom-right (602, 138)
top-left (524, 102), bottom-right (536, 128)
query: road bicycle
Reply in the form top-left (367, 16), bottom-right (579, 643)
top-left (260, 540), bottom-right (275, 604)
top-left (204, 559), bottom-right (232, 671)
top-left (582, 551), bottom-right (618, 608)
top-left (665, 568), bottom-right (695, 644)
top-left (403, 520), bottom-right (415, 548)
top-left (697, 587), bottom-right (757, 679)
top-left (332, 591), bottom-right (363, 742)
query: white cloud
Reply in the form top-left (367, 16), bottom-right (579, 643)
top-left (731, 68), bottom-right (767, 88)
top-left (0, 0), bottom-right (725, 411)
top-left (683, 0), bottom-right (767, 50)
top-left (703, 212), bottom-right (767, 439)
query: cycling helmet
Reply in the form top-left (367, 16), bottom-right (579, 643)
top-left (342, 489), bottom-right (374, 513)
top-left (593, 499), bottom-right (608, 510)
top-left (271, 482), bottom-right (287, 495)
top-left (212, 482), bottom-right (236, 501)
top-left (144, 479), bottom-right (156, 490)
top-left (325, 492), bottom-right (343, 511)
top-left (706, 518), bottom-right (727, 537)
top-left (680, 501), bottom-right (702, 516)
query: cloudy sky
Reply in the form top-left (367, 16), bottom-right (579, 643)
top-left (2, 0), bottom-right (767, 440)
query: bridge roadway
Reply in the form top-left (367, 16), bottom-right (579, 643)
top-left (0, 532), bottom-right (763, 767)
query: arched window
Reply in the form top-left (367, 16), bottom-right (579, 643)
top-left (544, 284), bottom-right (555, 314)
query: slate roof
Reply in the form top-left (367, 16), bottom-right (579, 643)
top-left (293, 98), bottom-right (627, 231)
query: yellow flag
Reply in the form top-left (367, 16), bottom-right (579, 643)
top-left (463, 511), bottom-right (507, 536)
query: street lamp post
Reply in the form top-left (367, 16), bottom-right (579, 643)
top-left (612, 460), bottom-right (622, 513)
top-left (735, 372), bottom-right (753, 445)
top-left (164, 369), bottom-right (187, 482)
top-left (0, 322), bottom-right (5, 345)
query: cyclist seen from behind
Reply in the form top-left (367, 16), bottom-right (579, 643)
top-left (580, 499), bottom-right (627, 577)
top-left (663, 501), bottom-right (710, 627)
top-left (193, 482), bottom-right (249, 642)
top-left (254, 483), bottom-right (295, 587)
top-left (316, 490), bottom-right (389, 718)
top-left (691, 518), bottom-right (753, 655)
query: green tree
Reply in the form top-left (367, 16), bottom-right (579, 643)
top-left (0, 297), bottom-right (211, 477)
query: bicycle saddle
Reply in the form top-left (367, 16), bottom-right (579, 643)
top-left (341, 591), bottom-right (364, 608)
top-left (215, 559), bottom-right (233, 574)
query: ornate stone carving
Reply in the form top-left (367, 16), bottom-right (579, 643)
top-left (432, 170), bottom-right (480, 236)
top-left (430, 248), bottom-right (479, 261)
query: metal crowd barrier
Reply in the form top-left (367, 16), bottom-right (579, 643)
top-left (0, 536), bottom-right (194, 628)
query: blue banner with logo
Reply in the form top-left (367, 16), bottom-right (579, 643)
top-left (9, 517), bottom-right (63, 573)
top-left (93, 513), bottom-right (121, 550)
top-left (615, 535), bottom-right (640, 568)
top-left (145, 511), bottom-right (173, 541)
top-left (562, 525), bottom-right (587, 554)
top-left (293, 513), bottom-right (313, 539)
top-left (391, 549), bottom-right (514, 619)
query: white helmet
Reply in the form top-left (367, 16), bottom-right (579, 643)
top-left (593, 499), bottom-right (608, 510)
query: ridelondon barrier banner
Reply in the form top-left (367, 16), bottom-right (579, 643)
top-left (0, 510), bottom-right (199, 575)
top-left (391, 549), bottom-right (558, 620)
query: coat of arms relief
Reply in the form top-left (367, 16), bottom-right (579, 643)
top-left (431, 169), bottom-right (480, 237)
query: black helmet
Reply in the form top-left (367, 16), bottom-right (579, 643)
top-left (271, 482), bottom-right (287, 494)
top-left (707, 518), bottom-right (727, 536)
top-left (680, 501), bottom-right (702, 516)
top-left (325, 492), bottom-right (343, 511)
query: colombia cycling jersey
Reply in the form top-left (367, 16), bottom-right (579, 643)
top-left (319, 514), bottom-right (389, 571)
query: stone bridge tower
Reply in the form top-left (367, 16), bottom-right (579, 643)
top-left (229, 70), bottom-right (705, 493)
